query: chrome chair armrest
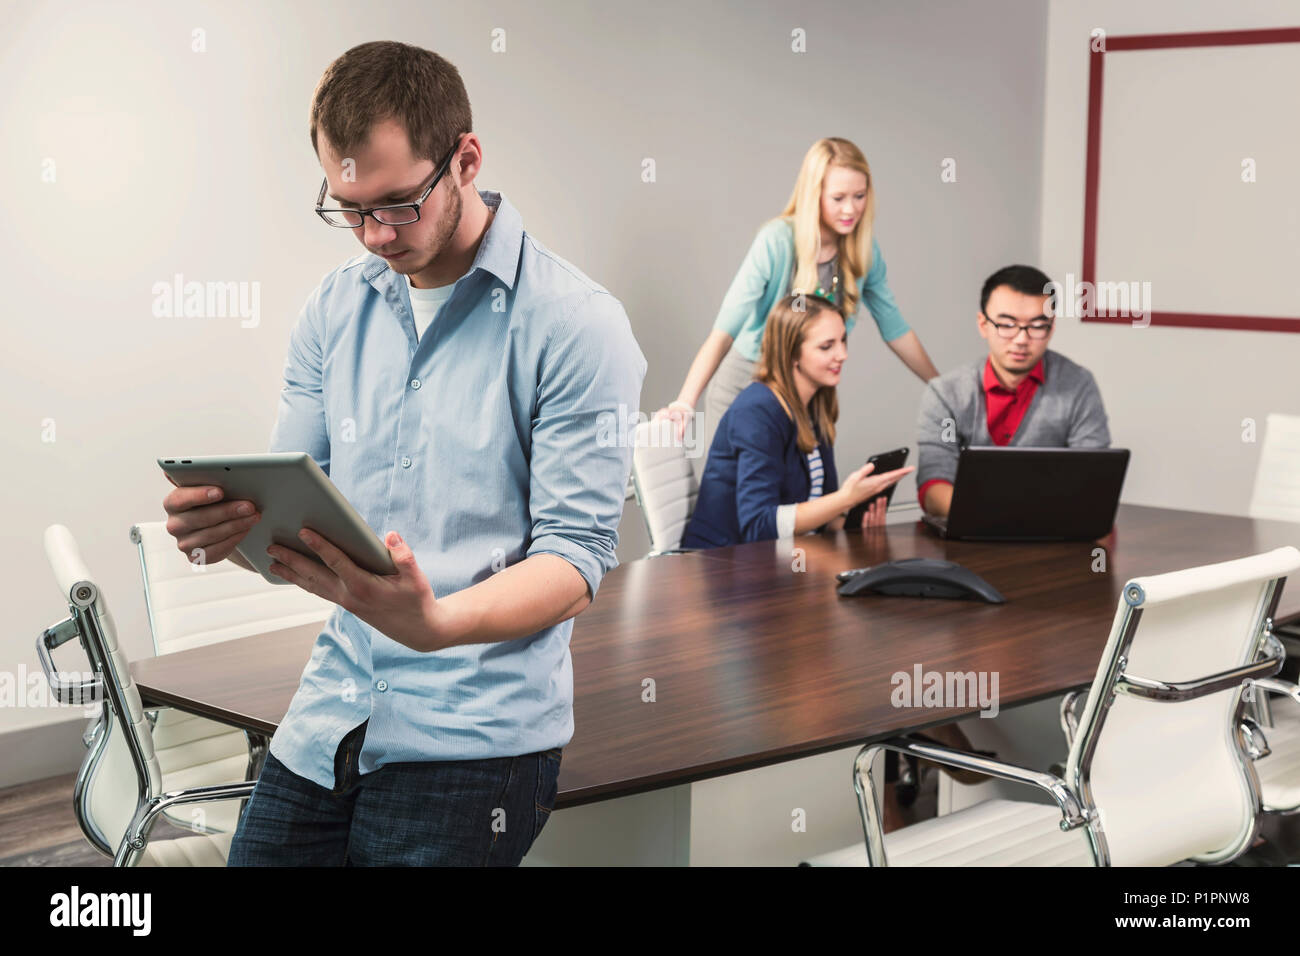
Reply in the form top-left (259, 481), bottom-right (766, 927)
top-left (35, 616), bottom-right (102, 706)
top-left (852, 735), bottom-right (1089, 867)
top-left (1116, 648), bottom-right (1284, 703)
top-left (116, 781), bottom-right (258, 866)
top-left (870, 736), bottom-right (1089, 828)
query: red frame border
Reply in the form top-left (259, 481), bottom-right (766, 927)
top-left (1081, 27), bottom-right (1300, 332)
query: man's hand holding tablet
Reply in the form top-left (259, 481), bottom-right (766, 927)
top-left (266, 528), bottom-right (444, 654)
top-left (159, 453), bottom-right (454, 653)
top-left (161, 482), bottom-right (263, 570)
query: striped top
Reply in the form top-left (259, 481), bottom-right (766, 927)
top-left (806, 447), bottom-right (825, 497)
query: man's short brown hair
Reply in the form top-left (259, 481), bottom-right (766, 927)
top-left (310, 41), bottom-right (472, 164)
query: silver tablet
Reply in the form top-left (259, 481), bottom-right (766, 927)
top-left (158, 452), bottom-right (397, 585)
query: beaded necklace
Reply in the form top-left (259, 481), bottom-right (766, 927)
top-left (812, 254), bottom-right (840, 303)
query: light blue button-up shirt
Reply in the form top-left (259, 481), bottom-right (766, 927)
top-left (265, 189), bottom-right (646, 789)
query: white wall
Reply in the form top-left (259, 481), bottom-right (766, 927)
top-left (0, 0), bottom-right (1048, 753)
top-left (1039, 0), bottom-right (1300, 516)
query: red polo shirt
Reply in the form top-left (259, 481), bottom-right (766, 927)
top-left (918, 358), bottom-right (1045, 506)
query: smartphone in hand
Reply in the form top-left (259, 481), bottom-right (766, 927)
top-left (845, 447), bottom-right (910, 528)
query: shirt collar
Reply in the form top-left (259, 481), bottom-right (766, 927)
top-left (361, 188), bottom-right (522, 291)
top-left (983, 355), bottom-right (1046, 393)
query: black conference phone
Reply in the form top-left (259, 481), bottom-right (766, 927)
top-left (836, 557), bottom-right (1005, 604)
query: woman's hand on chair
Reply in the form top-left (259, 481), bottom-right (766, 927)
top-left (651, 401), bottom-right (694, 441)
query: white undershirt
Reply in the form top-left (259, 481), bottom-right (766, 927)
top-left (406, 273), bottom-right (456, 341)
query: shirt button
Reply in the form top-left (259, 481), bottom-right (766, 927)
top-left (375, 679), bottom-right (388, 692)
top-left (401, 456), bottom-right (412, 468)
top-left (410, 378), bottom-right (421, 389)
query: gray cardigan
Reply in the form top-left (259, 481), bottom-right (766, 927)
top-left (915, 349), bottom-right (1111, 488)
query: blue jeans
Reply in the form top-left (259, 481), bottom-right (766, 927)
top-left (227, 720), bottom-right (562, 866)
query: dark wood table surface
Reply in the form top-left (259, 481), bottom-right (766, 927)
top-left (133, 505), bottom-right (1300, 808)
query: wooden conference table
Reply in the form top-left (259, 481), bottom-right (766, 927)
top-left (133, 505), bottom-right (1300, 810)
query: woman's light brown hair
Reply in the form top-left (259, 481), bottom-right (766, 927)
top-left (755, 294), bottom-right (841, 453)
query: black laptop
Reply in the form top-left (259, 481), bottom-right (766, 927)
top-left (922, 447), bottom-right (1130, 541)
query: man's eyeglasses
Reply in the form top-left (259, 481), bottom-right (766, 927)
top-left (982, 313), bottom-right (1054, 340)
top-left (315, 135), bottom-right (462, 228)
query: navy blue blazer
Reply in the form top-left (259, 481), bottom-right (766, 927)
top-left (682, 381), bottom-right (839, 549)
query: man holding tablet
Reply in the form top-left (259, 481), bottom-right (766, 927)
top-left (160, 42), bottom-right (645, 865)
top-left (915, 265), bottom-right (1112, 517)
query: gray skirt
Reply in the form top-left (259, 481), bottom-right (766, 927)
top-left (698, 347), bottom-right (757, 472)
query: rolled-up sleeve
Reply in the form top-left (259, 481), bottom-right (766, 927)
top-left (526, 291), bottom-right (647, 599)
top-left (269, 284), bottom-right (331, 475)
top-left (860, 239), bottom-right (911, 342)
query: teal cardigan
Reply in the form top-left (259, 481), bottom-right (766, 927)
top-left (712, 218), bottom-right (911, 361)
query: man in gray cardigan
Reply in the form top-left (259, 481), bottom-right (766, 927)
top-left (917, 264), bottom-right (1111, 517)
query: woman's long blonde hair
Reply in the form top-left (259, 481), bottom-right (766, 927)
top-left (755, 294), bottom-right (841, 453)
top-left (775, 137), bottom-right (875, 321)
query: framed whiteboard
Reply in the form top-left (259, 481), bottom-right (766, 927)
top-left (1082, 28), bottom-right (1300, 331)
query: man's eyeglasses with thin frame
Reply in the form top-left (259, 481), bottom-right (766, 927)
top-left (315, 135), bottom-right (462, 228)
top-left (981, 312), bottom-right (1054, 340)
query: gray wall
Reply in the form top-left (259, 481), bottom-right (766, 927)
top-left (1039, 0), bottom-right (1300, 516)
top-left (0, 0), bottom-right (1047, 751)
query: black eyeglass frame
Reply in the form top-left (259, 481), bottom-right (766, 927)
top-left (980, 311), bottom-right (1055, 340)
top-left (314, 134), bottom-right (463, 228)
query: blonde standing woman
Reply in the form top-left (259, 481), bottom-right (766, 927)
top-left (655, 138), bottom-right (939, 449)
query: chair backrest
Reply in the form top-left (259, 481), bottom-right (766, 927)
top-left (631, 420), bottom-right (699, 554)
top-left (131, 521), bottom-right (332, 654)
top-left (43, 524), bottom-right (162, 858)
top-left (1249, 413), bottom-right (1300, 523)
top-left (1065, 546), bottom-right (1299, 866)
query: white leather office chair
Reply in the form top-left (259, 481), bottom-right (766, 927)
top-left (128, 521), bottom-right (332, 834)
top-left (630, 419), bottom-right (699, 555)
top-left (1246, 683), bottom-right (1300, 814)
top-left (805, 546), bottom-right (1300, 866)
top-left (1246, 416), bottom-right (1300, 644)
top-left (1240, 412), bottom-right (1300, 812)
top-left (1249, 413), bottom-right (1300, 523)
top-left (37, 525), bottom-right (256, 866)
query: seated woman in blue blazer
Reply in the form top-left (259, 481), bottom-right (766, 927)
top-left (682, 294), bottom-right (913, 549)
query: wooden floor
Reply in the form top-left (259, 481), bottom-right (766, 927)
top-left (4, 766), bottom-right (1298, 866)
top-left (0, 771), bottom-right (202, 867)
